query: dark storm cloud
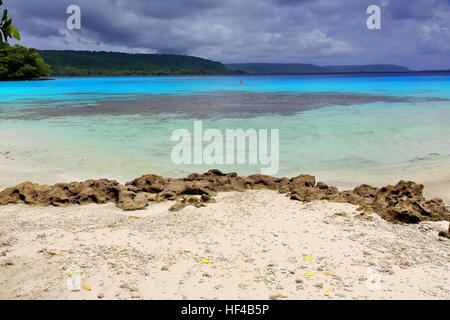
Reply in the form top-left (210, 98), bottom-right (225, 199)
top-left (269, 0), bottom-right (314, 7)
top-left (388, 0), bottom-right (442, 20)
top-left (5, 0), bottom-right (450, 69)
top-left (127, 0), bottom-right (222, 19)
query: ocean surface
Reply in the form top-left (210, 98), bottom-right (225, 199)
top-left (1, 74), bottom-right (450, 186)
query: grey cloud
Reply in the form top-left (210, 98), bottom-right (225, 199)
top-left (5, 0), bottom-right (450, 69)
top-left (388, 0), bottom-right (441, 20)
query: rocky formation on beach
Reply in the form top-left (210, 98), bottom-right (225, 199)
top-left (0, 170), bottom-right (449, 225)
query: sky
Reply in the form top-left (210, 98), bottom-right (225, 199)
top-left (6, 0), bottom-right (450, 69)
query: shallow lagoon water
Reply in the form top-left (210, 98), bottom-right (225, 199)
top-left (0, 74), bottom-right (450, 185)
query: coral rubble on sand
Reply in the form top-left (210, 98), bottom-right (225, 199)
top-left (0, 170), bottom-right (449, 225)
top-left (439, 224), bottom-right (450, 239)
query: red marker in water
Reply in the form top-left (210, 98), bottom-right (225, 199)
top-left (240, 80), bottom-right (243, 85)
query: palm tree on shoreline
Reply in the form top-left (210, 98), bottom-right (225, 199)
top-left (0, 0), bottom-right (20, 43)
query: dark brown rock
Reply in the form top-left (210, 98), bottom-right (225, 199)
top-left (438, 224), bottom-right (450, 239)
top-left (290, 174), bottom-right (316, 188)
top-left (52, 179), bottom-right (119, 205)
top-left (340, 184), bottom-right (380, 206)
top-left (0, 179), bottom-right (119, 207)
top-left (126, 174), bottom-right (167, 193)
top-left (0, 182), bottom-right (52, 206)
top-left (245, 174), bottom-right (289, 190)
top-left (290, 186), bottom-right (338, 202)
top-left (115, 187), bottom-right (149, 211)
top-left (201, 194), bottom-right (216, 203)
top-left (353, 184), bottom-right (379, 198)
top-left (0, 171), bottom-right (448, 225)
top-left (169, 196), bottom-right (206, 212)
top-left (370, 181), bottom-right (449, 223)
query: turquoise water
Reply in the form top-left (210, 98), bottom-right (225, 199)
top-left (2, 74), bottom-right (450, 103)
top-left (1, 74), bottom-right (450, 181)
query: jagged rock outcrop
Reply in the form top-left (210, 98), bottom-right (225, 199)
top-left (0, 179), bottom-right (120, 207)
top-left (343, 184), bottom-right (379, 206)
top-left (115, 186), bottom-right (149, 211)
top-left (368, 181), bottom-right (449, 223)
top-left (289, 184), bottom-right (339, 202)
top-left (168, 195), bottom-right (215, 212)
top-left (0, 170), bottom-right (448, 225)
top-left (51, 179), bottom-right (120, 206)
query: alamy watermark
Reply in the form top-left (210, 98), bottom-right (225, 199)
top-left (367, 5), bottom-right (382, 30)
top-left (66, 265), bottom-right (82, 291)
top-left (366, 264), bottom-right (382, 290)
top-left (170, 121), bottom-right (280, 175)
top-left (66, 5), bottom-right (81, 30)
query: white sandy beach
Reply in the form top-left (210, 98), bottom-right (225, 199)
top-left (1, 150), bottom-right (450, 300)
top-left (1, 189), bottom-right (449, 300)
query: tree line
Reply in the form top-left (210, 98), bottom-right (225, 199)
top-left (0, 0), bottom-right (50, 80)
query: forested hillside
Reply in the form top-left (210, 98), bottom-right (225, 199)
top-left (39, 50), bottom-right (231, 76)
top-left (226, 63), bottom-right (410, 74)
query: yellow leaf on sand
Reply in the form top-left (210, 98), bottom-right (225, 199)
top-left (67, 273), bottom-right (74, 276)
top-left (50, 252), bottom-right (63, 255)
top-left (324, 272), bottom-right (333, 275)
top-left (304, 256), bottom-right (312, 261)
top-left (242, 260), bottom-right (248, 263)
top-left (304, 273), bottom-right (314, 277)
top-left (202, 259), bottom-right (212, 264)
top-left (128, 216), bottom-right (139, 219)
top-left (325, 289), bottom-right (332, 293)
top-left (83, 285), bottom-right (92, 291)
top-left (107, 224), bottom-right (117, 228)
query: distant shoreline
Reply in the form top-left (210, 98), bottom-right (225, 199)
top-left (3, 69), bottom-right (449, 82)
top-left (0, 77), bottom-right (54, 82)
top-left (232, 70), bottom-right (450, 76)
top-left (46, 70), bottom-right (450, 78)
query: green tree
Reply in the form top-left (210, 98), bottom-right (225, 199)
top-left (0, 1), bottom-right (50, 80)
top-left (0, 0), bottom-right (21, 43)
top-left (0, 43), bottom-right (50, 80)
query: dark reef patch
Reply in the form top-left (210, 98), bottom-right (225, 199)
top-left (1, 91), bottom-right (447, 120)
